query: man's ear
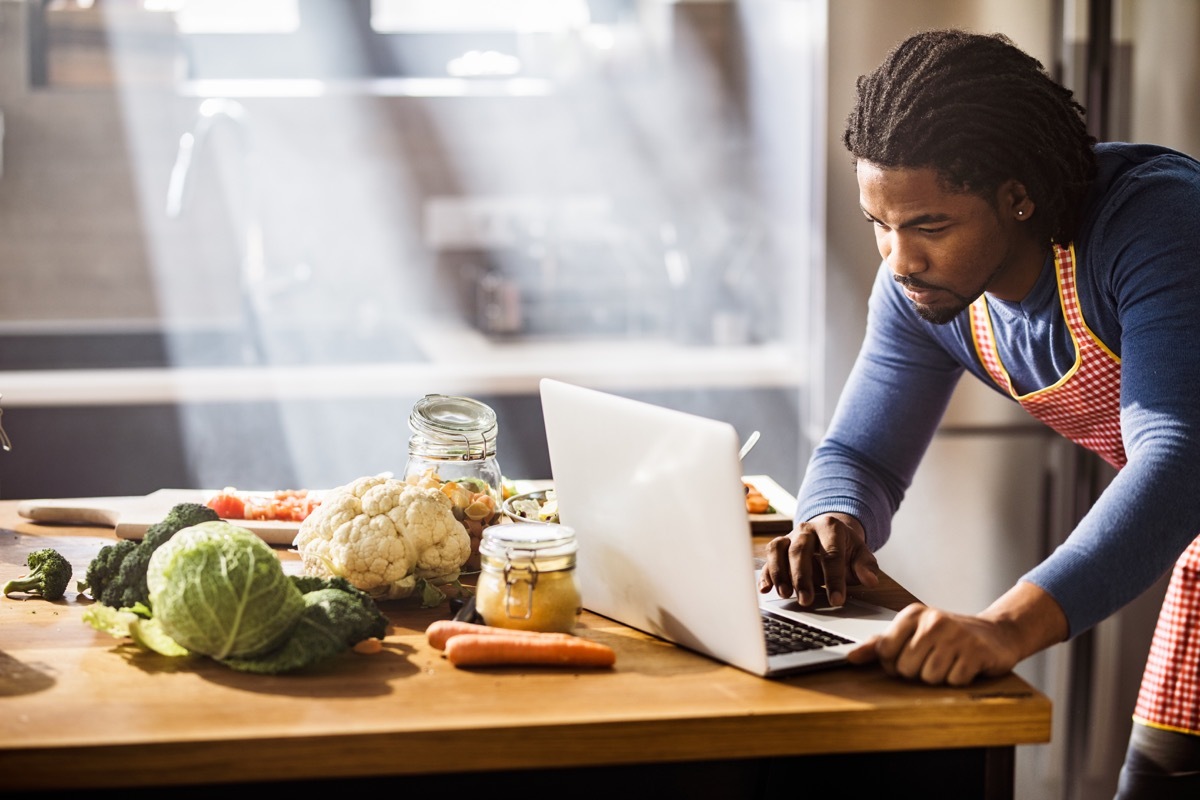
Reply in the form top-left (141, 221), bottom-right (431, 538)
top-left (999, 179), bottom-right (1033, 221)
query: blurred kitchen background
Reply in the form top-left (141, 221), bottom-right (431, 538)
top-left (0, 1), bottom-right (1197, 797)
top-left (0, 0), bottom-right (821, 496)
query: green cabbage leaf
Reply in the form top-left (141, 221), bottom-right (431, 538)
top-left (146, 520), bottom-right (305, 660)
top-left (84, 519), bottom-right (389, 674)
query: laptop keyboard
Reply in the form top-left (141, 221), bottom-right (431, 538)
top-left (762, 611), bottom-right (853, 654)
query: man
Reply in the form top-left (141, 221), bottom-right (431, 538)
top-left (758, 29), bottom-right (1200, 797)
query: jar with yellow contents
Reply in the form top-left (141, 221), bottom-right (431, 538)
top-left (475, 522), bottom-right (582, 634)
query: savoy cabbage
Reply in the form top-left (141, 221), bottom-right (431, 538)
top-left (85, 519), bottom-right (388, 674)
top-left (146, 521), bottom-right (306, 659)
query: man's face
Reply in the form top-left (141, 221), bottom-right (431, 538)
top-left (856, 160), bottom-right (1034, 324)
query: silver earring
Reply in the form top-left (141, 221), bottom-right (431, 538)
top-left (1017, 210), bottom-right (1025, 217)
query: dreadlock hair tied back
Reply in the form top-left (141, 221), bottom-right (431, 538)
top-left (843, 29), bottom-right (1097, 245)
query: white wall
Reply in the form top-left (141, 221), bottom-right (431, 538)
top-left (1125, 0), bottom-right (1200, 154)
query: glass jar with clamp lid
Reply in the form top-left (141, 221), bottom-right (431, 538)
top-left (403, 394), bottom-right (504, 569)
top-left (475, 522), bottom-right (582, 633)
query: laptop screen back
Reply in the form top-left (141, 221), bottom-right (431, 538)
top-left (539, 378), bottom-right (773, 675)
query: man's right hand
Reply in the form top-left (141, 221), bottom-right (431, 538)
top-left (758, 512), bottom-right (880, 607)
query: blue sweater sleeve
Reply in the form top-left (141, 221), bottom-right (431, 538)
top-left (795, 265), bottom-right (963, 551)
top-left (800, 145), bottom-right (1200, 640)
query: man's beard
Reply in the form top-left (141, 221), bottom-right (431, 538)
top-left (912, 295), bottom-right (971, 325)
top-left (896, 261), bottom-right (1004, 325)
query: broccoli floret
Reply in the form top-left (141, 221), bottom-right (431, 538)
top-left (77, 538), bottom-right (138, 599)
top-left (223, 577), bottom-right (389, 674)
top-left (95, 502), bottom-right (219, 610)
top-left (4, 548), bottom-right (73, 601)
top-left (290, 574), bottom-right (389, 642)
top-left (148, 502), bottom-right (221, 548)
top-left (289, 573), bottom-right (361, 595)
top-left (289, 574), bottom-right (388, 640)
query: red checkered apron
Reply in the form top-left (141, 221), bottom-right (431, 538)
top-left (969, 243), bottom-right (1200, 736)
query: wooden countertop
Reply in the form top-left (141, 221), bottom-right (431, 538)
top-left (0, 500), bottom-right (1051, 791)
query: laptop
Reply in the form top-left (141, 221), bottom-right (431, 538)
top-left (539, 378), bottom-right (897, 678)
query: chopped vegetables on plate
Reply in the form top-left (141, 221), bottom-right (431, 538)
top-left (743, 481), bottom-right (775, 515)
top-left (206, 488), bottom-right (324, 523)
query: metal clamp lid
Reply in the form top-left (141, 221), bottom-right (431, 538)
top-left (408, 394), bottom-right (498, 461)
top-left (480, 523), bottom-right (577, 574)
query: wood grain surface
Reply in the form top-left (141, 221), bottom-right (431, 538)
top-left (0, 500), bottom-right (1050, 792)
top-left (15, 488), bottom-right (303, 546)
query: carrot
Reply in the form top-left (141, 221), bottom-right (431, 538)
top-left (353, 637), bottom-right (383, 655)
top-left (443, 633), bottom-right (616, 668)
top-left (425, 619), bottom-right (572, 650)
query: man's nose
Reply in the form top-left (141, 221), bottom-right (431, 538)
top-left (885, 235), bottom-right (923, 278)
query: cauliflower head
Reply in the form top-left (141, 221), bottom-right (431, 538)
top-left (293, 476), bottom-right (471, 600)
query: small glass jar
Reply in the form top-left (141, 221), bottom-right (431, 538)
top-left (475, 522), bottom-right (582, 634)
top-left (403, 394), bottom-right (504, 571)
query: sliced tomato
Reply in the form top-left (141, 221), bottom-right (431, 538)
top-left (207, 492), bottom-right (246, 520)
top-left (282, 495), bottom-right (321, 521)
top-left (207, 489), bottom-right (321, 522)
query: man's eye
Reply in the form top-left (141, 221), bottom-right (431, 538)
top-left (917, 226), bottom-right (948, 235)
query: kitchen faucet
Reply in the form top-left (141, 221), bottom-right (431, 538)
top-left (165, 98), bottom-right (269, 363)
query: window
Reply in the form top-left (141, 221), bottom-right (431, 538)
top-left (2, 1), bottom-right (824, 491)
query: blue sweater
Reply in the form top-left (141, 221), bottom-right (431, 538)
top-left (798, 142), bottom-right (1200, 637)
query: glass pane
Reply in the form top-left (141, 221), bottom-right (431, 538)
top-left (1, 0), bottom-right (822, 493)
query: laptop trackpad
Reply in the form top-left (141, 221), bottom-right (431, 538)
top-left (760, 595), bottom-right (897, 642)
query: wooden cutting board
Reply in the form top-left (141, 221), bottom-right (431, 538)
top-left (15, 489), bottom-right (302, 547)
top-left (15, 476), bottom-right (796, 546)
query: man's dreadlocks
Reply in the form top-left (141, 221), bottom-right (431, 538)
top-left (843, 29), bottom-right (1097, 245)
